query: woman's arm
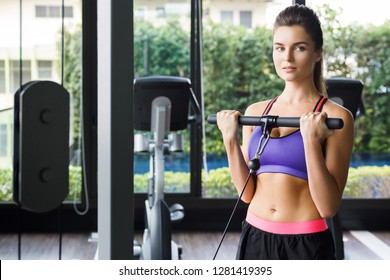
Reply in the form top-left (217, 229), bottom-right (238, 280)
top-left (216, 103), bottom-right (263, 203)
top-left (300, 102), bottom-right (354, 218)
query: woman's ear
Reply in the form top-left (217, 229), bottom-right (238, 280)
top-left (316, 48), bottom-right (323, 62)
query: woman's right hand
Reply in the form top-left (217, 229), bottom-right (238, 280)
top-left (216, 110), bottom-right (241, 142)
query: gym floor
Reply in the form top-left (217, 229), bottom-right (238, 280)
top-left (0, 230), bottom-right (389, 260)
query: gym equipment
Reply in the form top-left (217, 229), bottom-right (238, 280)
top-left (326, 78), bottom-right (364, 120)
top-left (133, 76), bottom-right (201, 260)
top-left (13, 80), bottom-right (70, 213)
top-left (13, 80), bottom-right (70, 260)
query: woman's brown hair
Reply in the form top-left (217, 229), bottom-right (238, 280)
top-left (274, 4), bottom-right (327, 96)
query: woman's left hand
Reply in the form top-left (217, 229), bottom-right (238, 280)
top-left (300, 111), bottom-right (335, 144)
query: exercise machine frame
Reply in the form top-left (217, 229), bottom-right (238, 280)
top-left (133, 76), bottom-right (201, 260)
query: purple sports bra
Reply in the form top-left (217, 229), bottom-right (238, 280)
top-left (248, 96), bottom-right (327, 180)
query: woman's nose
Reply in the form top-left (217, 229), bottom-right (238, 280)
top-left (284, 49), bottom-right (293, 62)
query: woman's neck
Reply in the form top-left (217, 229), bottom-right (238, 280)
top-left (280, 80), bottom-right (320, 103)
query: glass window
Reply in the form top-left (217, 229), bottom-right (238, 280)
top-left (156, 7), bottom-right (166, 18)
top-left (0, 61), bottom-right (5, 93)
top-left (220, 10), bottom-right (233, 24)
top-left (35, 6), bottom-right (47, 17)
top-left (48, 6), bottom-right (60, 18)
top-left (239, 11), bottom-right (252, 28)
top-left (134, 0), bottom-right (191, 193)
top-left (37, 60), bottom-right (53, 79)
top-left (64, 6), bottom-right (74, 18)
top-left (0, 124), bottom-right (7, 156)
top-left (35, 6), bottom-right (74, 18)
top-left (10, 60), bottom-right (31, 94)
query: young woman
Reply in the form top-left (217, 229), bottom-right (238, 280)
top-left (216, 4), bottom-right (354, 259)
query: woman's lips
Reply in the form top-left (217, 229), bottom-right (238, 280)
top-left (282, 66), bottom-right (297, 73)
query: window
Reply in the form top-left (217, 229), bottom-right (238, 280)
top-left (220, 10), bottom-right (233, 24)
top-left (239, 11), bottom-right (252, 28)
top-left (0, 124), bottom-right (7, 157)
top-left (35, 5), bottom-right (73, 18)
top-left (135, 7), bottom-right (147, 21)
top-left (37, 61), bottom-right (53, 79)
top-left (9, 60), bottom-right (31, 94)
top-left (0, 61), bottom-right (5, 93)
top-left (156, 7), bottom-right (166, 18)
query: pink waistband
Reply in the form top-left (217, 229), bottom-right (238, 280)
top-left (246, 211), bottom-right (328, 234)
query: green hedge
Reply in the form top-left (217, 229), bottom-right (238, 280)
top-left (344, 166), bottom-right (390, 198)
top-left (201, 166), bottom-right (390, 198)
top-left (202, 167), bottom-right (237, 198)
top-left (134, 171), bottom-right (190, 193)
top-left (0, 168), bottom-right (12, 202)
top-left (1, 166), bottom-right (390, 201)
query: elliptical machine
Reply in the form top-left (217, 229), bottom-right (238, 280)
top-left (133, 76), bottom-right (201, 260)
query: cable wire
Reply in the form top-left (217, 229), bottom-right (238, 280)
top-left (73, 90), bottom-right (90, 215)
top-left (213, 170), bottom-right (254, 260)
top-left (61, 0), bottom-right (65, 86)
top-left (212, 122), bottom-right (271, 260)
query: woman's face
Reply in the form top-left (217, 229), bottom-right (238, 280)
top-left (272, 25), bottom-right (321, 84)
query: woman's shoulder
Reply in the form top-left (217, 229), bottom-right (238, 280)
top-left (324, 99), bottom-right (353, 118)
top-left (324, 98), bottom-right (354, 123)
top-left (245, 98), bottom-right (275, 116)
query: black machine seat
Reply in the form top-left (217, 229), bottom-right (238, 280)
top-left (326, 78), bottom-right (365, 120)
top-left (133, 76), bottom-right (201, 131)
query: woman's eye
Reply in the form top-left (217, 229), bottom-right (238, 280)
top-left (295, 46), bottom-right (305, 51)
top-left (275, 47), bottom-right (284, 52)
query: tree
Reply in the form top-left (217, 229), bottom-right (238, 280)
top-left (318, 4), bottom-right (390, 152)
top-left (60, 26), bottom-right (82, 157)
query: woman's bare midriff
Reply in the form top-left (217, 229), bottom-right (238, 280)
top-left (247, 173), bottom-right (323, 222)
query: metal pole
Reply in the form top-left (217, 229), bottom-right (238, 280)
top-left (97, 0), bottom-right (134, 260)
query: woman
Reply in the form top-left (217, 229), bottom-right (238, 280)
top-left (216, 4), bottom-right (354, 259)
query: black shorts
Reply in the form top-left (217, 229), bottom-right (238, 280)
top-left (236, 221), bottom-right (336, 260)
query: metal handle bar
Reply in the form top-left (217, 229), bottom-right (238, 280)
top-left (207, 115), bottom-right (344, 129)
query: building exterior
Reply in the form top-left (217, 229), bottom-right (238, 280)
top-left (134, 0), bottom-right (280, 29)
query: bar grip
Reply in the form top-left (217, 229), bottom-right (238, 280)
top-left (207, 115), bottom-right (344, 129)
